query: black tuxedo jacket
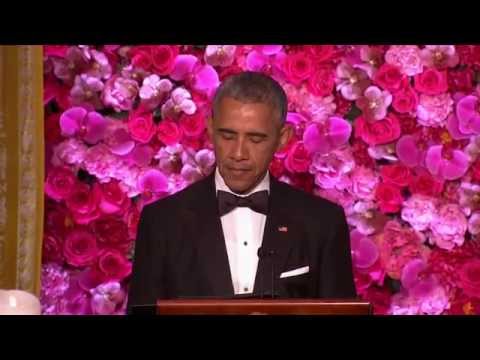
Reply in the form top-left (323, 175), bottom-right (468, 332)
top-left (127, 172), bottom-right (356, 311)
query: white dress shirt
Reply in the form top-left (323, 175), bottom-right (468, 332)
top-left (215, 167), bottom-right (269, 295)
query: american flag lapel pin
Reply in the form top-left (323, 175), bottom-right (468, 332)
top-left (278, 226), bottom-right (288, 232)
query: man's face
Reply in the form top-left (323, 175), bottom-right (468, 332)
top-left (208, 97), bottom-right (292, 194)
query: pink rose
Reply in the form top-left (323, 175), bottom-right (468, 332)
top-left (374, 63), bottom-right (405, 92)
top-left (380, 164), bottom-right (411, 187)
top-left (151, 45), bottom-right (178, 75)
top-left (44, 204), bottom-right (73, 238)
top-left (95, 249), bottom-right (132, 282)
top-left (430, 203), bottom-right (467, 250)
top-left (283, 52), bottom-right (314, 85)
top-left (102, 75), bottom-right (139, 112)
top-left (65, 183), bottom-right (101, 225)
top-left (45, 167), bottom-right (78, 201)
top-left (92, 216), bottom-right (131, 253)
top-left (375, 183), bottom-right (403, 214)
top-left (459, 260), bottom-right (480, 298)
top-left (180, 111), bottom-right (206, 138)
top-left (306, 66), bottom-right (335, 97)
top-left (97, 181), bottom-right (130, 215)
top-left (63, 227), bottom-right (98, 267)
top-left (128, 110), bottom-right (156, 143)
top-left (157, 119), bottom-right (183, 145)
top-left (355, 113), bottom-right (401, 146)
top-left (285, 141), bottom-right (311, 173)
top-left (393, 85), bottom-right (419, 114)
top-left (349, 166), bottom-right (379, 201)
top-left (414, 68), bottom-right (448, 95)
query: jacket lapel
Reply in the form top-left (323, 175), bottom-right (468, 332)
top-left (253, 177), bottom-right (298, 296)
top-left (184, 173), bottom-right (234, 297)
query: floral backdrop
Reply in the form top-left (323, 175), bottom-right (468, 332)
top-left (42, 45), bottom-right (480, 315)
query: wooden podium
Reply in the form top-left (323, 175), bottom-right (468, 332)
top-left (154, 299), bottom-right (372, 315)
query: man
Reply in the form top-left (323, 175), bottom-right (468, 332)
top-left (127, 72), bottom-right (356, 311)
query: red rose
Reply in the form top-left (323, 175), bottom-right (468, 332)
top-left (66, 183), bottom-right (101, 225)
top-left (42, 233), bottom-right (64, 263)
top-left (306, 66), bottom-right (335, 97)
top-left (459, 260), bottom-right (480, 298)
top-left (179, 111), bottom-right (206, 138)
top-left (63, 227), bottom-right (98, 267)
top-left (375, 183), bottom-right (403, 214)
top-left (97, 181), bottom-right (130, 215)
top-left (448, 68), bottom-right (474, 93)
top-left (305, 45), bottom-right (336, 63)
top-left (151, 45), bottom-right (178, 75)
top-left (380, 164), bottom-right (411, 187)
top-left (374, 63), bottom-right (405, 92)
top-left (45, 167), bottom-right (78, 201)
top-left (284, 141), bottom-right (311, 173)
top-left (157, 119), bottom-right (183, 145)
top-left (96, 249), bottom-right (132, 282)
top-left (45, 203), bottom-right (74, 238)
top-left (92, 216), bottom-right (131, 253)
top-left (269, 157), bottom-right (286, 178)
top-left (283, 52), bottom-right (314, 85)
top-left (409, 169), bottom-right (444, 197)
top-left (128, 110), bottom-right (156, 144)
top-left (393, 85), bottom-right (419, 114)
top-left (131, 50), bottom-right (153, 71)
top-left (414, 68), bottom-right (448, 95)
top-left (355, 113), bottom-right (401, 146)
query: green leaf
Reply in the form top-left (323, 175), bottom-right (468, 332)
top-left (345, 104), bottom-right (362, 122)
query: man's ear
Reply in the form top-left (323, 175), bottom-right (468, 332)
top-left (277, 122), bottom-right (293, 151)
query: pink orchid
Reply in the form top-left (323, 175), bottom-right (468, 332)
top-left (245, 46), bottom-right (286, 76)
top-left (137, 169), bottom-right (169, 205)
top-left (127, 144), bottom-right (155, 167)
top-left (356, 86), bottom-right (392, 121)
top-left (348, 201), bottom-right (388, 236)
top-left (350, 230), bottom-right (379, 269)
top-left (170, 55), bottom-right (220, 97)
top-left (303, 116), bottom-right (352, 155)
top-left (161, 87), bottom-right (197, 120)
top-left (139, 74), bottom-right (173, 110)
top-left (90, 281), bottom-right (126, 315)
top-left (459, 181), bottom-right (480, 216)
top-left (52, 46), bottom-right (90, 84)
top-left (181, 148), bottom-right (216, 183)
top-left (104, 122), bottom-right (135, 156)
top-left (425, 144), bottom-right (469, 180)
top-left (59, 107), bottom-right (107, 144)
top-left (204, 45), bottom-right (237, 67)
top-left (155, 144), bottom-right (185, 174)
top-left (87, 49), bottom-right (112, 80)
top-left (396, 134), bottom-right (427, 167)
top-left (354, 45), bottom-right (385, 78)
top-left (420, 45), bottom-right (459, 69)
top-left (70, 74), bottom-right (104, 110)
top-left (454, 95), bottom-right (480, 136)
top-left (335, 62), bottom-right (371, 101)
top-left (367, 143), bottom-right (398, 162)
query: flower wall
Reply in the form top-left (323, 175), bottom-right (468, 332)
top-left (42, 45), bottom-right (480, 315)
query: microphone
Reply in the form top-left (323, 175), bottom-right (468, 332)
top-left (257, 247), bottom-right (276, 299)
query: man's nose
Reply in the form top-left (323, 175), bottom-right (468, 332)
top-left (231, 138), bottom-right (249, 161)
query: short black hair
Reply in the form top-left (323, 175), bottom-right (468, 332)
top-left (212, 71), bottom-right (288, 124)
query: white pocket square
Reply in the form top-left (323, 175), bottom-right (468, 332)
top-left (279, 266), bottom-right (309, 279)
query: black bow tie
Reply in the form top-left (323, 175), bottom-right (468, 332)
top-left (217, 190), bottom-right (269, 216)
